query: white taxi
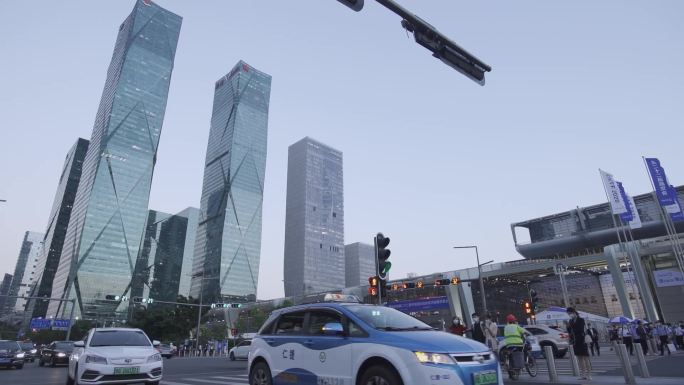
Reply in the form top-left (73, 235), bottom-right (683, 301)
top-left (67, 328), bottom-right (163, 385)
top-left (248, 296), bottom-right (502, 385)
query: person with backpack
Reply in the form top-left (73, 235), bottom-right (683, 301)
top-left (586, 323), bottom-right (600, 356)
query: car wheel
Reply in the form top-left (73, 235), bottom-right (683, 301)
top-left (360, 364), bottom-right (403, 385)
top-left (66, 364), bottom-right (77, 385)
top-left (16, 364), bottom-right (24, 370)
top-left (39, 358), bottom-right (45, 367)
top-left (540, 342), bottom-right (558, 359)
top-left (230, 352), bottom-right (235, 361)
top-left (50, 357), bottom-right (57, 367)
top-left (555, 350), bottom-right (567, 359)
top-left (250, 361), bottom-right (272, 385)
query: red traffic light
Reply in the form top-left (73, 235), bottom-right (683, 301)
top-left (368, 287), bottom-right (378, 296)
top-left (368, 276), bottom-right (379, 287)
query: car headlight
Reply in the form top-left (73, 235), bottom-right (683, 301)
top-left (147, 353), bottom-right (162, 363)
top-left (30, 349), bottom-right (37, 354)
top-left (414, 352), bottom-right (455, 365)
top-left (15, 353), bottom-right (25, 359)
top-left (57, 353), bottom-right (66, 357)
top-left (85, 355), bottom-right (107, 364)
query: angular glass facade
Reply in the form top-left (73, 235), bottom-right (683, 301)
top-left (48, 0), bottom-right (181, 320)
top-left (25, 138), bottom-right (89, 319)
top-left (3, 231), bottom-right (44, 314)
top-left (283, 138), bottom-right (345, 297)
top-left (190, 61), bottom-right (271, 303)
top-left (0, 274), bottom-right (12, 314)
top-left (176, 207), bottom-right (199, 298)
top-left (344, 242), bottom-right (376, 288)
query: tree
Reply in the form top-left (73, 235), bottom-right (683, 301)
top-left (128, 295), bottom-right (203, 345)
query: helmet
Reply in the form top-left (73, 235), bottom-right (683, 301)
top-left (506, 314), bottom-right (517, 323)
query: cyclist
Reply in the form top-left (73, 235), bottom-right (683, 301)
top-left (503, 314), bottom-right (527, 364)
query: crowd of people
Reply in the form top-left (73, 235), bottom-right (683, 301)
top-left (609, 319), bottom-right (684, 356)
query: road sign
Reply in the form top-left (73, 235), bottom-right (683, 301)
top-left (30, 318), bottom-right (52, 330)
top-left (52, 319), bottom-right (71, 331)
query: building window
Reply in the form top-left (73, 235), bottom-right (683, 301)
top-left (313, 206), bottom-right (316, 212)
top-left (332, 212), bottom-right (336, 218)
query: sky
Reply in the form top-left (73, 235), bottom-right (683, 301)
top-left (1, 0), bottom-right (683, 300)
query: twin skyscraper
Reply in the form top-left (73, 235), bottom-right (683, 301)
top-left (21, 0), bottom-right (348, 322)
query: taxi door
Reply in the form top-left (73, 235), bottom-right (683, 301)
top-left (303, 309), bottom-right (352, 385)
top-left (267, 311), bottom-right (312, 384)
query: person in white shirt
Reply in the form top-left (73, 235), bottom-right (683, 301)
top-left (621, 325), bottom-right (634, 355)
top-left (674, 323), bottom-right (684, 350)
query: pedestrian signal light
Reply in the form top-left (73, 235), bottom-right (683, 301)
top-left (524, 301), bottom-right (532, 314)
top-left (368, 287), bottom-right (378, 296)
top-left (451, 277), bottom-right (460, 285)
top-left (416, 280), bottom-right (424, 289)
top-left (369, 276), bottom-right (379, 288)
top-left (392, 283), bottom-right (399, 291)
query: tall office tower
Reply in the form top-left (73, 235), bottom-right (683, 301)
top-left (283, 137), bottom-right (345, 297)
top-left (25, 138), bottom-right (89, 319)
top-left (131, 207), bottom-right (198, 307)
top-left (344, 242), bottom-right (376, 288)
top-left (190, 61), bottom-right (272, 303)
top-left (3, 231), bottom-right (44, 314)
top-left (48, 0), bottom-right (182, 319)
top-left (176, 207), bottom-right (199, 298)
top-left (0, 274), bottom-right (13, 316)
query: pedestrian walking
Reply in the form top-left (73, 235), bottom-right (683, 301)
top-left (609, 325), bottom-right (620, 351)
top-left (635, 321), bottom-right (649, 355)
top-left (654, 320), bottom-right (671, 356)
top-left (470, 313), bottom-right (486, 344)
top-left (449, 316), bottom-right (466, 336)
top-left (484, 313), bottom-right (499, 352)
top-left (675, 322), bottom-right (684, 350)
top-left (567, 307), bottom-right (592, 381)
top-left (621, 325), bottom-right (634, 355)
top-left (586, 323), bottom-right (600, 356)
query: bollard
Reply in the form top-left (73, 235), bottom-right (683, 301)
top-left (634, 345), bottom-right (650, 378)
top-left (617, 343), bottom-right (636, 385)
top-left (544, 346), bottom-right (559, 383)
top-left (568, 346), bottom-right (580, 377)
top-left (649, 338), bottom-right (657, 355)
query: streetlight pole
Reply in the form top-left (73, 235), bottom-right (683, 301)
top-left (453, 246), bottom-right (490, 316)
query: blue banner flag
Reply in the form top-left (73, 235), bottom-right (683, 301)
top-left (667, 185), bottom-right (684, 222)
top-left (617, 182), bottom-right (633, 223)
top-left (645, 158), bottom-right (677, 207)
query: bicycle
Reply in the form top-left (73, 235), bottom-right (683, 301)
top-left (500, 342), bottom-right (537, 380)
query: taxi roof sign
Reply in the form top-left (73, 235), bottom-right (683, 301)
top-left (323, 293), bottom-right (361, 303)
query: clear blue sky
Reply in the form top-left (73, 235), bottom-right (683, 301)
top-left (1, 0), bottom-right (683, 300)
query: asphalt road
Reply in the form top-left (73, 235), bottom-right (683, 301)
top-left (0, 356), bottom-right (249, 385)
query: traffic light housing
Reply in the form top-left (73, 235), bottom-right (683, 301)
top-left (368, 276), bottom-right (379, 297)
top-left (375, 233), bottom-right (391, 280)
top-left (530, 289), bottom-right (539, 312)
top-left (133, 297), bottom-right (154, 304)
top-left (336, 0), bottom-right (363, 12)
top-left (435, 279), bottom-right (451, 286)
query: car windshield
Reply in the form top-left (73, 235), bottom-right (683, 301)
top-left (55, 342), bottom-right (74, 352)
top-left (345, 305), bottom-right (433, 331)
top-left (0, 341), bottom-right (19, 351)
top-left (20, 342), bottom-right (34, 350)
top-left (89, 331), bottom-right (151, 347)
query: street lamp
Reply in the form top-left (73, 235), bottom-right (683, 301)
top-left (453, 245), bottom-right (492, 315)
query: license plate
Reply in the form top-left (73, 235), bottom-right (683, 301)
top-left (473, 370), bottom-right (498, 385)
top-left (114, 366), bottom-right (140, 375)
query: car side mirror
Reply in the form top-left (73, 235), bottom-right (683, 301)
top-left (73, 341), bottom-right (85, 348)
top-left (152, 340), bottom-right (161, 347)
top-left (322, 322), bottom-right (344, 336)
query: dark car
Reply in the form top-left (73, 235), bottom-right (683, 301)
top-left (38, 341), bottom-right (74, 367)
top-left (156, 343), bottom-right (176, 359)
top-left (0, 340), bottom-right (24, 369)
top-left (18, 342), bottom-right (37, 363)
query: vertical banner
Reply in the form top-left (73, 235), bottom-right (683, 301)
top-left (628, 195), bottom-right (642, 229)
top-left (617, 182), bottom-right (633, 222)
top-left (600, 169), bottom-right (628, 214)
top-left (668, 185), bottom-right (684, 222)
top-left (645, 158), bottom-right (679, 213)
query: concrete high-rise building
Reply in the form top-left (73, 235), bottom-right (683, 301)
top-left (25, 138), bottom-right (89, 320)
top-left (48, 0), bottom-right (182, 319)
top-left (345, 242), bottom-right (376, 288)
top-left (283, 137), bottom-right (344, 297)
top-left (131, 207), bottom-right (197, 305)
top-left (190, 61), bottom-right (272, 303)
top-left (3, 231), bottom-right (44, 314)
top-left (0, 274), bottom-right (14, 316)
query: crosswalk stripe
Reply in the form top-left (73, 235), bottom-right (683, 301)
top-left (184, 379), bottom-right (245, 384)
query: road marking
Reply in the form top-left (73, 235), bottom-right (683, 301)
top-left (210, 376), bottom-right (249, 382)
top-left (184, 379), bottom-right (245, 384)
top-left (161, 381), bottom-right (195, 385)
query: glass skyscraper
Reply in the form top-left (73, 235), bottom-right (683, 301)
top-left (190, 61), bottom-right (272, 303)
top-left (131, 208), bottom-right (194, 306)
top-left (48, 0), bottom-right (181, 320)
top-left (3, 231), bottom-right (44, 314)
top-left (345, 242), bottom-right (376, 288)
top-left (283, 137), bottom-right (345, 297)
top-left (25, 138), bottom-right (89, 320)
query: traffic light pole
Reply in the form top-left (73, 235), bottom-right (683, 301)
top-left (1, 294), bottom-right (77, 339)
top-left (374, 236), bottom-right (382, 306)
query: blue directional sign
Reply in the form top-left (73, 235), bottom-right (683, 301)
top-left (29, 318), bottom-right (52, 330)
top-left (52, 319), bottom-right (71, 330)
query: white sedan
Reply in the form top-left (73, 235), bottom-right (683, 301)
top-left (67, 328), bottom-right (163, 385)
top-left (228, 340), bottom-right (251, 360)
